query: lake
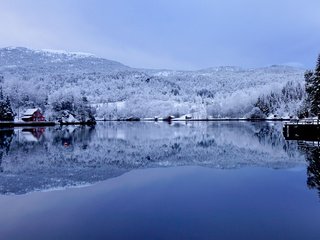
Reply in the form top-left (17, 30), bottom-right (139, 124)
top-left (0, 121), bottom-right (319, 239)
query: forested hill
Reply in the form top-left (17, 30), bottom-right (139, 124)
top-left (0, 47), bottom-right (305, 119)
top-left (0, 47), bottom-right (129, 74)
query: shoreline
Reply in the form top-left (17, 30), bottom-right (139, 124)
top-left (0, 118), bottom-right (291, 128)
top-left (97, 118), bottom-right (291, 122)
top-left (0, 121), bottom-right (56, 128)
top-left (0, 121), bottom-right (96, 128)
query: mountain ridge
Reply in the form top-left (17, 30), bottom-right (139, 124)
top-left (0, 46), bottom-right (306, 73)
top-left (0, 46), bottom-right (306, 119)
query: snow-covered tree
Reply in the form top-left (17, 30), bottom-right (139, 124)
top-left (0, 87), bottom-right (14, 121)
top-left (49, 90), bottom-right (95, 122)
top-left (76, 96), bottom-right (96, 122)
top-left (303, 54), bottom-right (320, 116)
top-left (254, 81), bottom-right (304, 118)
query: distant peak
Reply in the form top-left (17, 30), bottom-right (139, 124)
top-left (198, 66), bottom-right (245, 72)
top-left (262, 64), bottom-right (305, 70)
top-left (39, 49), bottom-right (95, 58)
top-left (0, 46), bottom-right (96, 58)
top-left (2, 46), bottom-right (28, 51)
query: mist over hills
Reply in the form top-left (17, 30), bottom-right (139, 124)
top-left (0, 47), bottom-right (305, 119)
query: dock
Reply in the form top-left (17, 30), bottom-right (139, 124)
top-left (283, 119), bottom-right (320, 141)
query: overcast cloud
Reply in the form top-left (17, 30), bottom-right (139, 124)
top-left (0, 0), bottom-right (319, 70)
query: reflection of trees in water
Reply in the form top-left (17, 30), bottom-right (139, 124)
top-left (254, 122), bottom-right (299, 158)
top-left (2, 126), bottom-right (96, 168)
top-left (0, 129), bottom-right (14, 172)
top-left (0, 123), bottom-right (307, 195)
top-left (298, 142), bottom-right (320, 197)
top-left (51, 126), bottom-right (95, 149)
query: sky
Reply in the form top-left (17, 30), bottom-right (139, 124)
top-left (0, 0), bottom-right (320, 70)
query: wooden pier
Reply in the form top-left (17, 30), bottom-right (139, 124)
top-left (283, 119), bottom-right (320, 141)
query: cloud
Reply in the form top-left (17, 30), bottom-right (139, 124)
top-left (0, 0), bottom-right (320, 69)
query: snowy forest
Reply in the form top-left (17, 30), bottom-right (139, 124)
top-left (298, 54), bottom-right (320, 118)
top-left (0, 47), bottom-right (311, 121)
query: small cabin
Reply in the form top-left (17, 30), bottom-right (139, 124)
top-left (21, 108), bottom-right (45, 122)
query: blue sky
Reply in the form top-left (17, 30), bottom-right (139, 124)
top-left (0, 0), bottom-right (319, 70)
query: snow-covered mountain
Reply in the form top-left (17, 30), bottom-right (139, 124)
top-left (0, 47), bottom-right (306, 119)
top-left (0, 47), bottom-right (129, 74)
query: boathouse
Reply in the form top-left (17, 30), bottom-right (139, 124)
top-left (21, 108), bottom-right (45, 122)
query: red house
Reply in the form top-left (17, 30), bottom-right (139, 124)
top-left (21, 108), bottom-right (46, 122)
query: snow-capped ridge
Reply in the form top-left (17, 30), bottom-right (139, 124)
top-left (0, 46), bottom-right (129, 72)
top-left (2, 46), bottom-right (95, 58)
top-left (198, 66), bottom-right (246, 72)
top-left (39, 49), bottom-right (96, 58)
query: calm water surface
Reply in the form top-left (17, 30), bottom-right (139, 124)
top-left (0, 122), bottom-right (319, 240)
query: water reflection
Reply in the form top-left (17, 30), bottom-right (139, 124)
top-left (297, 142), bottom-right (320, 197)
top-left (52, 125), bottom-right (95, 149)
top-left (0, 122), bottom-right (305, 194)
top-left (0, 129), bottom-right (14, 172)
top-left (21, 128), bottom-right (45, 142)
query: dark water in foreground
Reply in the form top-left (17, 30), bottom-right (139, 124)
top-left (0, 122), bottom-right (319, 239)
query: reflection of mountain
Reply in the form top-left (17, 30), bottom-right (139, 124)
top-left (0, 122), bottom-right (305, 195)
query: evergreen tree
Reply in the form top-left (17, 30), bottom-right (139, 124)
top-left (76, 96), bottom-right (95, 122)
top-left (0, 101), bottom-right (5, 121)
top-left (4, 97), bottom-right (14, 121)
top-left (0, 87), bottom-right (3, 101)
top-left (300, 70), bottom-right (314, 117)
top-left (316, 54), bottom-right (320, 74)
top-left (0, 87), bottom-right (6, 121)
top-left (313, 54), bottom-right (320, 115)
top-left (254, 97), bottom-right (270, 116)
top-left (0, 87), bottom-right (14, 121)
top-left (303, 54), bottom-right (320, 116)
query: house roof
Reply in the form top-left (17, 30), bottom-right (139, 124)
top-left (23, 108), bottom-right (40, 116)
top-left (21, 116), bottom-right (33, 119)
top-left (22, 131), bottom-right (39, 142)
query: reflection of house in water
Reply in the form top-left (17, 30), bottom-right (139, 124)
top-left (21, 128), bottom-right (45, 142)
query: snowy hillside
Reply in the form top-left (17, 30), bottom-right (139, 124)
top-left (0, 47), bottom-right (306, 119)
top-left (0, 47), bottom-right (129, 74)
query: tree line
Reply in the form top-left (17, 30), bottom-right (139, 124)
top-left (299, 54), bottom-right (320, 118)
